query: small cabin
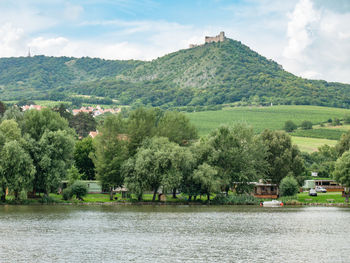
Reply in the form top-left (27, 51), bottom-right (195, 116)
top-left (253, 182), bottom-right (279, 199)
top-left (314, 180), bottom-right (344, 192)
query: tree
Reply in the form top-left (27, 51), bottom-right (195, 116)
top-left (124, 137), bottom-right (176, 201)
top-left (0, 141), bottom-right (35, 200)
top-left (157, 111), bottom-right (198, 145)
top-left (22, 109), bottom-right (76, 196)
top-left (335, 130), bottom-right (350, 157)
top-left (71, 181), bottom-right (88, 201)
top-left (69, 112), bottom-right (96, 138)
top-left (66, 165), bottom-right (82, 186)
top-left (279, 176), bottom-right (299, 196)
top-left (0, 120), bottom-right (21, 142)
top-left (260, 130), bottom-right (305, 185)
top-left (52, 103), bottom-right (72, 121)
top-left (301, 120), bottom-right (312, 130)
top-left (93, 115), bottom-right (129, 199)
top-left (333, 151), bottom-right (350, 202)
top-left (192, 163), bottom-right (220, 200)
top-left (207, 124), bottom-right (268, 194)
top-left (1, 106), bottom-right (24, 123)
top-left (127, 107), bottom-right (158, 155)
top-left (74, 137), bottom-right (95, 180)
top-left (284, 120), bottom-right (297, 132)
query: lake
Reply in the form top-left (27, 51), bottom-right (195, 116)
top-left (0, 205), bottom-right (349, 262)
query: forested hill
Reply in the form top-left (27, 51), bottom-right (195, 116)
top-left (1, 38), bottom-right (350, 108)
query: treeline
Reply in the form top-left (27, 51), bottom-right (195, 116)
top-left (1, 102), bottom-right (350, 202)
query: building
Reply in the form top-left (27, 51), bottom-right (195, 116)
top-left (253, 181), bottom-right (279, 199)
top-left (303, 179), bottom-right (344, 192)
top-left (205, 31), bottom-right (226, 44)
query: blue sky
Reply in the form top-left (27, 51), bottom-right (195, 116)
top-left (1, 0), bottom-right (350, 83)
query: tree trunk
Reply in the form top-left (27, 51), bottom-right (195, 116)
top-left (152, 190), bottom-right (157, 201)
top-left (194, 196), bottom-right (197, 201)
top-left (14, 191), bottom-right (19, 201)
top-left (207, 194), bottom-right (210, 201)
top-left (346, 195), bottom-right (349, 203)
top-left (188, 195), bottom-right (192, 201)
top-left (138, 194), bottom-right (142, 201)
top-left (172, 188), bottom-right (177, 198)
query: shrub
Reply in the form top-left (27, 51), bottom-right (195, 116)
top-left (62, 187), bottom-right (73, 200)
top-left (332, 118), bottom-right (341, 126)
top-left (71, 181), bottom-right (88, 200)
top-left (301, 120), bottom-right (312, 130)
top-left (284, 120), bottom-right (297, 132)
top-left (279, 176), bottom-right (299, 197)
top-left (212, 194), bottom-right (259, 205)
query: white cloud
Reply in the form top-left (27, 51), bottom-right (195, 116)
top-left (0, 23), bottom-right (27, 57)
top-left (64, 3), bottom-right (84, 21)
top-left (282, 0), bottom-right (350, 83)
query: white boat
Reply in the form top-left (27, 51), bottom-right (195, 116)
top-left (260, 200), bottom-right (284, 207)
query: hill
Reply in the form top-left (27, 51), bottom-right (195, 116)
top-left (1, 38), bottom-right (350, 108)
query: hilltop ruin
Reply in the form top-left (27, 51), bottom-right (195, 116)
top-left (189, 32), bottom-right (226, 48)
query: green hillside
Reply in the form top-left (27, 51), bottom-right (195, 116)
top-left (0, 56), bottom-right (142, 100)
top-left (1, 38), bottom-right (350, 108)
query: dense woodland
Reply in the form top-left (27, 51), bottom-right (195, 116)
top-left (1, 39), bottom-right (350, 108)
top-left (1, 102), bottom-right (350, 202)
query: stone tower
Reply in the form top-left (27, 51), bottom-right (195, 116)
top-left (205, 31), bottom-right (226, 44)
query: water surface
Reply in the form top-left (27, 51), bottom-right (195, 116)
top-left (0, 205), bottom-right (349, 262)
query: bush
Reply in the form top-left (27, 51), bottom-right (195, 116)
top-left (301, 120), bottom-right (312, 130)
top-left (71, 181), bottom-right (88, 200)
top-left (62, 187), bottom-right (73, 200)
top-left (284, 120), bottom-right (297, 132)
top-left (279, 176), bottom-right (299, 197)
top-left (212, 194), bottom-right (259, 205)
top-left (332, 118), bottom-right (341, 126)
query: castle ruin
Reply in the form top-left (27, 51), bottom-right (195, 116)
top-left (205, 31), bottom-right (226, 44)
top-left (189, 32), bottom-right (226, 48)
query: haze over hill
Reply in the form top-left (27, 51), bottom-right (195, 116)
top-left (1, 37), bottom-right (350, 108)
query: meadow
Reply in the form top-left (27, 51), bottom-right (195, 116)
top-left (186, 105), bottom-right (350, 136)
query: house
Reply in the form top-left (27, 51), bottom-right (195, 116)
top-left (303, 179), bottom-right (344, 192)
top-left (253, 181), bottom-right (279, 199)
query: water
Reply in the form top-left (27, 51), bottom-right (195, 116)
top-left (0, 205), bottom-right (350, 263)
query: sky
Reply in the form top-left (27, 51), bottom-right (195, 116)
top-left (0, 0), bottom-right (350, 83)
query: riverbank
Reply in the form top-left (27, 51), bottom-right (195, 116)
top-left (1, 192), bottom-right (349, 207)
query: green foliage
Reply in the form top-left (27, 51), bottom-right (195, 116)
top-left (332, 118), bottom-right (341, 126)
top-left (212, 193), bottom-right (259, 205)
top-left (0, 140), bottom-right (35, 200)
top-left (69, 112), bottom-right (96, 138)
top-left (279, 176), bottom-right (299, 196)
top-left (74, 137), bottom-right (95, 180)
top-left (71, 181), bottom-right (88, 200)
top-left (260, 130), bottom-right (305, 184)
top-left (333, 151), bottom-right (350, 188)
top-left (284, 120), bottom-right (297, 132)
top-left (192, 163), bottom-right (220, 200)
top-left (62, 187), bottom-right (73, 200)
top-left (66, 165), bottom-right (82, 186)
top-left (335, 130), bottom-right (350, 157)
top-left (301, 120), bottom-right (313, 130)
top-left (207, 124), bottom-right (268, 193)
top-left (124, 137), bottom-right (179, 201)
top-left (93, 115), bottom-right (129, 190)
top-left (157, 111), bottom-right (198, 145)
top-left (344, 115), bottom-right (350, 124)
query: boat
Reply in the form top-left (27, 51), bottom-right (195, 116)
top-left (260, 200), bottom-right (284, 207)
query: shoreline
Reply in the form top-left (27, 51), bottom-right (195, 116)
top-left (1, 201), bottom-right (349, 207)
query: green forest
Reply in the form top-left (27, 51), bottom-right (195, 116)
top-left (1, 38), bottom-right (350, 108)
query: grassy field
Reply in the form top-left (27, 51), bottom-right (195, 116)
top-left (291, 136), bottom-right (337, 153)
top-left (296, 192), bottom-right (345, 204)
top-left (186, 105), bottom-right (350, 136)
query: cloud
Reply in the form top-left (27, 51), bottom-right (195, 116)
top-left (0, 23), bottom-right (27, 57)
top-left (282, 0), bottom-right (350, 83)
top-left (64, 3), bottom-right (84, 21)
